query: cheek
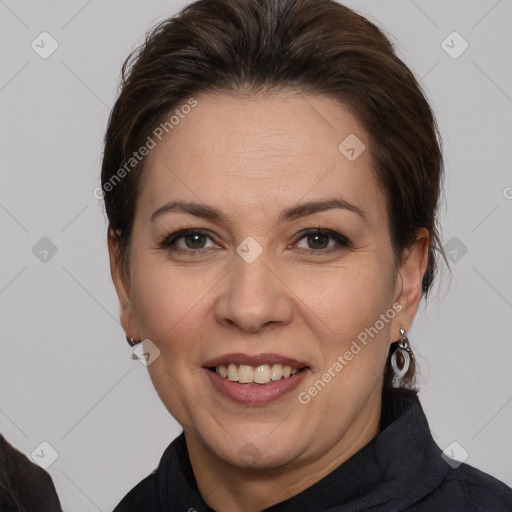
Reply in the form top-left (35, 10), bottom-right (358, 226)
top-left (130, 257), bottom-right (214, 353)
top-left (130, 259), bottom-right (216, 428)
top-left (293, 254), bottom-right (396, 336)
top-left (292, 256), bottom-right (396, 405)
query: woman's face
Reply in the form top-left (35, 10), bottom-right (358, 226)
top-left (110, 91), bottom-right (425, 472)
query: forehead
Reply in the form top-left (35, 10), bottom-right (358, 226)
top-left (138, 91), bottom-right (384, 221)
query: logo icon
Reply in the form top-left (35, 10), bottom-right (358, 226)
top-left (31, 32), bottom-right (59, 60)
top-left (444, 237), bottom-right (468, 264)
top-left (32, 237), bottom-right (58, 263)
top-left (31, 441), bottom-right (59, 469)
top-left (236, 237), bottom-right (263, 264)
top-left (442, 441), bottom-right (469, 469)
top-left (132, 339), bottom-right (161, 366)
top-left (441, 32), bottom-right (469, 59)
top-left (237, 442), bottom-right (263, 464)
top-left (338, 134), bottom-right (366, 162)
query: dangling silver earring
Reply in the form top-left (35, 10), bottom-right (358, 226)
top-left (391, 328), bottom-right (413, 378)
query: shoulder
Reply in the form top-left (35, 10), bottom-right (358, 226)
top-left (456, 463), bottom-right (512, 511)
top-left (406, 460), bottom-right (511, 512)
top-left (422, 462), bottom-right (512, 512)
top-left (112, 470), bottom-right (159, 512)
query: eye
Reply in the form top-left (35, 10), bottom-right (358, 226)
top-left (159, 227), bottom-right (351, 257)
top-left (159, 229), bottom-right (219, 254)
top-left (294, 228), bottom-right (350, 254)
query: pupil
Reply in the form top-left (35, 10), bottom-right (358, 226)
top-left (186, 234), bottom-right (205, 249)
top-left (309, 233), bottom-right (328, 249)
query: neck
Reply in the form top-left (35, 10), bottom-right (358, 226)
top-left (185, 391), bottom-right (382, 512)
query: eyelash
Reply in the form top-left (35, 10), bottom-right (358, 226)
top-left (158, 227), bottom-right (351, 257)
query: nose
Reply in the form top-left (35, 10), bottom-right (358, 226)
top-left (213, 250), bottom-right (294, 334)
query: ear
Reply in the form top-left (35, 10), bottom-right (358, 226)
top-left (107, 228), bottom-right (140, 341)
top-left (390, 227), bottom-right (430, 339)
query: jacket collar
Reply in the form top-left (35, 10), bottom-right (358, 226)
top-left (157, 389), bottom-right (450, 511)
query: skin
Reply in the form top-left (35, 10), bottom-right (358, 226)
top-left (109, 90), bottom-right (429, 512)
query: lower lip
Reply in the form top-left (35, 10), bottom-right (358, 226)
top-left (204, 368), bottom-right (309, 405)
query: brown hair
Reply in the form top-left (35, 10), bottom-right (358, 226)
top-left (101, 0), bottom-right (445, 402)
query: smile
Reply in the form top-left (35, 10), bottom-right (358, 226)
top-left (203, 353), bottom-right (310, 405)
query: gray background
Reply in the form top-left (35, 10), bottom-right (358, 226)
top-left (1, 0), bottom-right (511, 510)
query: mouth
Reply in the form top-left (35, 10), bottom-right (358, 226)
top-left (203, 353), bottom-right (310, 405)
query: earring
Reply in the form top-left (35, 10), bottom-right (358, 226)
top-left (390, 328), bottom-right (413, 379)
top-left (127, 336), bottom-right (143, 360)
top-left (126, 336), bottom-right (140, 347)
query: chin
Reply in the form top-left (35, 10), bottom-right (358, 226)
top-left (203, 427), bottom-right (306, 470)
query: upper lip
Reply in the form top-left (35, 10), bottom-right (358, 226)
top-left (203, 352), bottom-right (309, 369)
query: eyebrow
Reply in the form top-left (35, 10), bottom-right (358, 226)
top-left (149, 197), bottom-right (367, 224)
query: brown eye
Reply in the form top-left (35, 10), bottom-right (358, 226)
top-left (306, 232), bottom-right (330, 249)
top-left (181, 233), bottom-right (208, 249)
top-left (295, 229), bottom-right (350, 254)
top-left (160, 229), bottom-right (218, 253)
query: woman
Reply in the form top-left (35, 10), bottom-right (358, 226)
top-left (102, 0), bottom-right (512, 510)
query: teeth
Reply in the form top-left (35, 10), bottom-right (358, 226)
top-left (238, 365), bottom-right (253, 383)
top-left (270, 364), bottom-right (283, 381)
top-left (254, 364), bottom-right (271, 384)
top-left (215, 363), bottom-right (302, 384)
top-left (227, 363), bottom-right (238, 382)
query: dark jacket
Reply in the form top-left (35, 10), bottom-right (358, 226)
top-left (113, 390), bottom-right (512, 511)
top-left (0, 434), bottom-right (62, 512)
